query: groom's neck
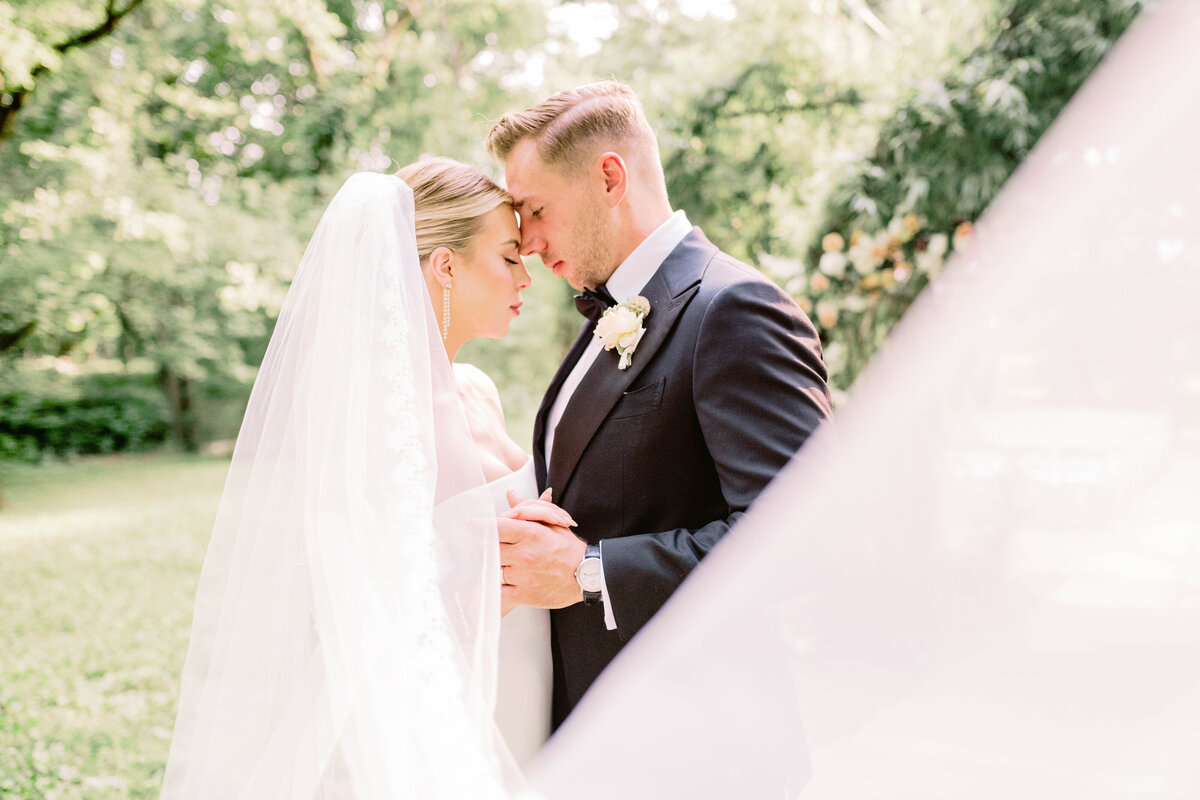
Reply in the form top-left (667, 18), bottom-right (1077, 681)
top-left (609, 193), bottom-right (674, 272)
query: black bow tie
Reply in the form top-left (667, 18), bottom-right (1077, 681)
top-left (574, 285), bottom-right (618, 323)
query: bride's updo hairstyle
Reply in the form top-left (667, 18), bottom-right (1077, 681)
top-left (394, 157), bottom-right (513, 265)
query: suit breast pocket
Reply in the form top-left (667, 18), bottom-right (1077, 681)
top-left (608, 377), bottom-right (665, 421)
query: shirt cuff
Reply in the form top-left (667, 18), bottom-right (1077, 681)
top-left (598, 540), bottom-right (617, 630)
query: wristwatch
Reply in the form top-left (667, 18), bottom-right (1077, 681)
top-left (575, 543), bottom-right (603, 606)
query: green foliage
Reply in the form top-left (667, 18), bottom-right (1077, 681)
top-left (798, 0), bottom-right (1144, 390)
top-left (1, 0), bottom-right (1146, 448)
top-left (546, 0), bottom-right (1000, 263)
top-left (0, 367), bottom-right (170, 460)
top-left (663, 61), bottom-right (863, 264)
top-left (1, 0), bottom-right (552, 451)
top-left (816, 0), bottom-right (1143, 237)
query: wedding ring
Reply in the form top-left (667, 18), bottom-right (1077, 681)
top-left (501, 566), bottom-right (507, 585)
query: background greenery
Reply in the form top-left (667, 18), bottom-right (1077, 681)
top-left (1, 0), bottom-right (1145, 795)
top-left (2, 0), bottom-right (1142, 454)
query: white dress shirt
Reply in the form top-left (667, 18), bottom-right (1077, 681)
top-left (544, 210), bottom-right (692, 630)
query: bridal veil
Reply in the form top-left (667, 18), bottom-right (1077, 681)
top-left (161, 173), bottom-right (516, 798)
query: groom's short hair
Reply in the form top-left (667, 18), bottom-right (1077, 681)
top-left (486, 80), bottom-right (660, 176)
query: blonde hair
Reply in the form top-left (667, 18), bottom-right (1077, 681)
top-left (486, 81), bottom-right (659, 175)
top-left (394, 157), bottom-right (512, 264)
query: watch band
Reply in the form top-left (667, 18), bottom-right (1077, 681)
top-left (579, 543), bottom-right (602, 606)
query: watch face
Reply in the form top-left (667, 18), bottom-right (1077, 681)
top-left (577, 558), bottom-right (603, 592)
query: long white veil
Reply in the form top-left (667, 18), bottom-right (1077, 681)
top-left (162, 173), bottom-right (517, 798)
top-left (532, 1), bottom-right (1200, 797)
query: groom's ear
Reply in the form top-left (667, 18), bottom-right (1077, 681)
top-left (428, 246), bottom-right (455, 285)
top-left (597, 152), bottom-right (628, 207)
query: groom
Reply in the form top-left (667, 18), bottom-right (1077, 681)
top-left (489, 81), bottom-right (833, 728)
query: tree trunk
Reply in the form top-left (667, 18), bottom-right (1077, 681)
top-left (0, 92), bottom-right (27, 143)
top-left (159, 367), bottom-right (198, 453)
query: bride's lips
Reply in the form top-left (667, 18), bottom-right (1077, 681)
top-left (510, 301), bottom-right (523, 316)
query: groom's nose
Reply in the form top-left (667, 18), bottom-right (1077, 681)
top-left (518, 226), bottom-right (546, 258)
top-left (519, 236), bottom-right (543, 258)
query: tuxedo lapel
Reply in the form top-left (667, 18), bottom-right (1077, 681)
top-left (546, 229), bottom-right (715, 496)
top-left (533, 320), bottom-right (593, 490)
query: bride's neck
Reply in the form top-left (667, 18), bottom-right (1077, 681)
top-left (442, 335), bottom-right (464, 363)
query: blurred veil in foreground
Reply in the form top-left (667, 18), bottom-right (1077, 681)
top-left (533, 1), bottom-right (1200, 797)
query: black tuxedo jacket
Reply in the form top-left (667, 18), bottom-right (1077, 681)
top-left (533, 227), bottom-right (833, 727)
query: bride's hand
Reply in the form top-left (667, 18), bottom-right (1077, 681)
top-left (502, 488), bottom-right (577, 529)
top-left (500, 490), bottom-right (571, 616)
top-left (499, 488), bottom-right (587, 609)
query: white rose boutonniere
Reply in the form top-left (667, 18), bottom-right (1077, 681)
top-left (594, 295), bottom-right (651, 370)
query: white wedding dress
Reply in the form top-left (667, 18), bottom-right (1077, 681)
top-left (487, 458), bottom-right (553, 766)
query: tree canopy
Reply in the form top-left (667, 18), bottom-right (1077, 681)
top-left (1, 0), bottom-right (1145, 453)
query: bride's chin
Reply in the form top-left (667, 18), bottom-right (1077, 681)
top-left (479, 324), bottom-right (511, 341)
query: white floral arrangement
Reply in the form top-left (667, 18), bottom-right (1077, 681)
top-left (594, 295), bottom-right (651, 370)
top-left (788, 214), bottom-right (974, 392)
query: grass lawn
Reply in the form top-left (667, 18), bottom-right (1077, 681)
top-left (0, 453), bottom-right (230, 799)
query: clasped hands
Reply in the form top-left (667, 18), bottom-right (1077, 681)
top-left (498, 488), bottom-right (587, 616)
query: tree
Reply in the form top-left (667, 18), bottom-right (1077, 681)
top-left (798, 0), bottom-right (1144, 390)
top-left (531, 0), bottom-right (1002, 262)
top-left (0, 0), bottom-right (147, 141)
top-left (2, 0), bottom-right (548, 450)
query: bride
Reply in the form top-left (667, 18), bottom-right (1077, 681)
top-left (161, 158), bottom-right (561, 797)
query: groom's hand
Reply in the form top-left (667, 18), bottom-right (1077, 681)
top-left (499, 490), bottom-right (587, 609)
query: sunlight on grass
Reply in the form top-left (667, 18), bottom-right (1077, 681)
top-left (0, 454), bottom-right (229, 798)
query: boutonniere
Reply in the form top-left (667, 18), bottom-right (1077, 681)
top-left (594, 295), bottom-right (651, 370)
